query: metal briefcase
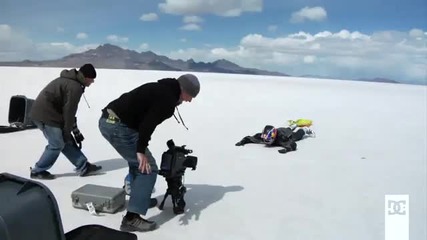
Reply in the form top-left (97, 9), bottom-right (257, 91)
top-left (71, 184), bottom-right (126, 214)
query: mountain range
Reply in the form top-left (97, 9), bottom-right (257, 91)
top-left (0, 44), bottom-right (287, 77)
top-left (0, 43), bottom-right (401, 83)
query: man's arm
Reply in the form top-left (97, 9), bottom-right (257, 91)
top-left (278, 141), bottom-right (297, 153)
top-left (62, 86), bottom-right (83, 141)
top-left (235, 133), bottom-right (263, 146)
top-left (137, 104), bottom-right (172, 154)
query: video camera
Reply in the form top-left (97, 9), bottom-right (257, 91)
top-left (159, 139), bottom-right (198, 178)
top-left (158, 139), bottom-right (198, 214)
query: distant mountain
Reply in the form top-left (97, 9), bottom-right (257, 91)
top-left (357, 77), bottom-right (401, 84)
top-left (300, 74), bottom-right (401, 84)
top-left (299, 74), bottom-right (337, 79)
top-left (0, 44), bottom-right (288, 77)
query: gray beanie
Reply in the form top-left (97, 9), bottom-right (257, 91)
top-left (177, 74), bottom-right (200, 98)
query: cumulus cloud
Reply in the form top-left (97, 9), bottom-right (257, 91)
top-left (1, 23), bottom-right (426, 84)
top-left (0, 24), bottom-right (12, 40)
top-left (180, 23), bottom-right (202, 31)
top-left (0, 25), bottom-right (98, 61)
top-left (159, 0), bottom-right (262, 17)
top-left (140, 13), bottom-right (159, 21)
top-left (290, 6), bottom-right (327, 23)
top-left (304, 55), bottom-right (316, 63)
top-left (268, 25), bottom-right (277, 32)
top-left (138, 43), bottom-right (149, 51)
top-left (168, 29), bottom-right (427, 84)
top-left (0, 24), bottom-right (34, 60)
top-left (76, 32), bottom-right (88, 39)
top-left (183, 16), bottom-right (204, 23)
top-left (180, 16), bottom-right (204, 31)
top-left (35, 42), bottom-right (98, 59)
top-left (106, 35), bottom-right (129, 43)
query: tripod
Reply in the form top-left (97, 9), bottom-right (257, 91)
top-left (158, 176), bottom-right (187, 214)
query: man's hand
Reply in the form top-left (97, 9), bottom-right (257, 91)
top-left (235, 137), bottom-right (249, 146)
top-left (72, 123), bottom-right (84, 143)
top-left (137, 152), bottom-right (151, 174)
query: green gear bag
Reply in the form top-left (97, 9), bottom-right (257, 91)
top-left (288, 119), bottom-right (313, 127)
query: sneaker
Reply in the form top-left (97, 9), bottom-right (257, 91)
top-left (30, 168), bottom-right (55, 180)
top-left (80, 162), bottom-right (102, 177)
top-left (302, 127), bottom-right (316, 138)
top-left (120, 216), bottom-right (158, 232)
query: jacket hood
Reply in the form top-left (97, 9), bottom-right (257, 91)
top-left (157, 78), bottom-right (181, 104)
top-left (60, 69), bottom-right (85, 85)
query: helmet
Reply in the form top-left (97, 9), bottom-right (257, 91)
top-left (261, 125), bottom-right (277, 145)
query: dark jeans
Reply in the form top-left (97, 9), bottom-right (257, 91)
top-left (98, 116), bottom-right (158, 215)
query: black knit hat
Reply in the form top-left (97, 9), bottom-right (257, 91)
top-left (79, 63), bottom-right (96, 78)
top-left (177, 74), bottom-right (200, 97)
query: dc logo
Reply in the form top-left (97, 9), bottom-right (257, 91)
top-left (387, 200), bottom-right (407, 215)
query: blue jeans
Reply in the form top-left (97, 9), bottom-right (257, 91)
top-left (32, 120), bottom-right (88, 174)
top-left (98, 116), bottom-right (158, 216)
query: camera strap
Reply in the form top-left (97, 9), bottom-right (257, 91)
top-left (173, 107), bottom-right (189, 130)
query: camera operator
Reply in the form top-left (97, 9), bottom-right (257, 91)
top-left (98, 74), bottom-right (200, 232)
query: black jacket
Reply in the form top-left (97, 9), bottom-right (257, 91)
top-left (104, 78), bottom-right (181, 153)
top-left (235, 127), bottom-right (305, 153)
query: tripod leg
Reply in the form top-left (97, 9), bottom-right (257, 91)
top-left (159, 191), bottom-right (170, 210)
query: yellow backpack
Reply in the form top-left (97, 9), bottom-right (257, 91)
top-left (288, 119), bottom-right (313, 127)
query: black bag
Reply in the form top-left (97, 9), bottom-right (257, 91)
top-left (0, 95), bottom-right (37, 134)
top-left (65, 225), bottom-right (137, 240)
top-left (0, 173), bottom-right (137, 240)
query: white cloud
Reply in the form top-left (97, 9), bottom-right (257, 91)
top-left (304, 55), bottom-right (316, 63)
top-left (35, 42), bottom-right (98, 59)
top-left (409, 28), bottom-right (425, 39)
top-left (180, 23), bottom-right (201, 31)
top-left (268, 25), bottom-right (277, 32)
top-left (138, 43), bottom-right (149, 51)
top-left (0, 24), bottom-right (34, 60)
top-left (140, 13), bottom-right (159, 21)
top-left (1, 23), bottom-right (425, 84)
top-left (183, 16), bottom-right (204, 23)
top-left (0, 25), bottom-right (97, 61)
top-left (181, 38), bottom-right (187, 42)
top-left (290, 6), bottom-right (327, 23)
top-left (57, 27), bottom-right (65, 33)
top-left (0, 24), bottom-right (13, 40)
top-left (159, 0), bottom-right (262, 17)
top-left (106, 35), bottom-right (129, 43)
top-left (168, 29), bottom-right (427, 84)
top-left (0, 25), bottom-right (98, 61)
top-left (76, 32), bottom-right (88, 39)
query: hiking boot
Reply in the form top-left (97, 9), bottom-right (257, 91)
top-left (120, 216), bottom-right (158, 232)
top-left (30, 168), bottom-right (55, 180)
top-left (80, 162), bottom-right (102, 177)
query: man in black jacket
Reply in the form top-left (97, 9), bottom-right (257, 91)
top-left (235, 125), bottom-right (315, 153)
top-left (30, 64), bottom-right (102, 180)
top-left (98, 74), bottom-right (200, 232)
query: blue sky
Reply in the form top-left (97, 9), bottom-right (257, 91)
top-left (1, 0), bottom-right (426, 84)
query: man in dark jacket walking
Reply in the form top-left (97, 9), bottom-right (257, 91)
top-left (98, 74), bottom-right (200, 232)
top-left (30, 64), bottom-right (102, 180)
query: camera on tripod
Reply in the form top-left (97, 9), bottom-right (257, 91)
top-left (159, 139), bottom-right (198, 178)
top-left (158, 139), bottom-right (198, 214)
